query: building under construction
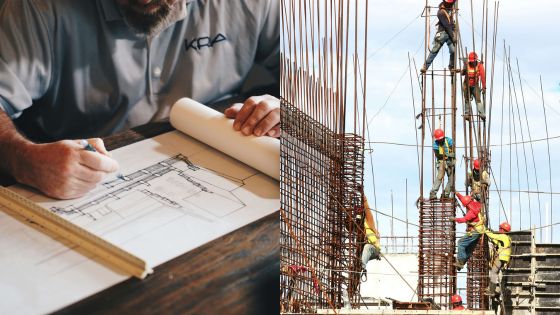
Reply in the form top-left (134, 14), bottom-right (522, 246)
top-left (280, 0), bottom-right (560, 314)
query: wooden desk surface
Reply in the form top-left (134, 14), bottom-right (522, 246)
top-left (2, 122), bottom-right (279, 315)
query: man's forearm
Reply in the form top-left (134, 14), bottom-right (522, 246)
top-left (0, 110), bottom-right (32, 177)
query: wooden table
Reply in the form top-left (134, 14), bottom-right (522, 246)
top-left (2, 122), bottom-right (279, 315)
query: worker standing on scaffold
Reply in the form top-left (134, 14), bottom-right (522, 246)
top-left (461, 52), bottom-right (487, 120)
top-left (429, 129), bottom-right (455, 200)
top-left (421, 0), bottom-right (456, 73)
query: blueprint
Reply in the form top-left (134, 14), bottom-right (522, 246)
top-left (0, 130), bottom-right (279, 314)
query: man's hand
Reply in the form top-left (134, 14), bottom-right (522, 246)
top-left (12, 139), bottom-right (119, 199)
top-left (224, 95), bottom-right (280, 138)
top-left (449, 217), bottom-right (456, 222)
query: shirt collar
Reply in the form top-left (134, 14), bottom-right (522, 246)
top-left (99, 0), bottom-right (194, 22)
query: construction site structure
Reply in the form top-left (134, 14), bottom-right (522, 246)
top-left (418, 0), bottom-right (502, 310)
top-left (280, 0), bottom-right (558, 313)
top-left (503, 230), bottom-right (560, 314)
top-left (417, 0), bottom-right (459, 309)
top-left (279, 0), bottom-right (369, 312)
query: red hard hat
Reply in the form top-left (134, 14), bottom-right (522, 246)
top-left (473, 159), bottom-right (480, 170)
top-left (456, 192), bottom-right (472, 206)
top-left (445, 0), bottom-right (455, 3)
top-left (499, 222), bottom-right (511, 232)
top-left (469, 52), bottom-right (478, 62)
top-left (434, 129), bottom-right (445, 140)
top-left (451, 294), bottom-right (462, 303)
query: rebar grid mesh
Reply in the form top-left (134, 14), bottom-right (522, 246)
top-left (280, 102), bottom-right (364, 312)
top-left (418, 199), bottom-right (457, 309)
top-left (466, 234), bottom-right (490, 309)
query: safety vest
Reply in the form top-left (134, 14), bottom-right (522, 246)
top-left (467, 63), bottom-right (479, 87)
top-left (467, 208), bottom-right (486, 234)
top-left (437, 138), bottom-right (453, 156)
top-left (486, 231), bottom-right (512, 263)
top-left (365, 220), bottom-right (380, 250)
top-left (470, 170), bottom-right (490, 194)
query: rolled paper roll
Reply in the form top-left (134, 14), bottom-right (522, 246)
top-left (170, 98), bottom-right (280, 180)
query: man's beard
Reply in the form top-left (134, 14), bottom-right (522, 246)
top-left (120, 1), bottom-right (175, 37)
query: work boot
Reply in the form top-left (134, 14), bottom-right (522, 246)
top-left (420, 66), bottom-right (427, 74)
top-left (454, 260), bottom-right (465, 271)
top-left (484, 282), bottom-right (497, 296)
top-left (479, 114), bottom-right (486, 121)
top-left (429, 194), bottom-right (437, 200)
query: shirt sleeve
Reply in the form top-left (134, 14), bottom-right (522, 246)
top-left (0, 1), bottom-right (53, 119)
top-left (456, 208), bottom-right (477, 223)
top-left (479, 63), bottom-right (486, 89)
top-left (485, 230), bottom-right (499, 243)
top-left (254, 0), bottom-right (279, 87)
top-left (482, 170), bottom-right (490, 185)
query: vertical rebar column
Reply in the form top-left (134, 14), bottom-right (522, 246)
top-left (418, 199), bottom-right (457, 309)
top-left (280, 102), bottom-right (365, 311)
top-left (466, 235), bottom-right (490, 309)
top-left (280, 102), bottom-right (340, 312)
top-left (340, 134), bottom-right (365, 307)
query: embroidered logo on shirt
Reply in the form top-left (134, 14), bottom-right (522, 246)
top-left (185, 33), bottom-right (227, 51)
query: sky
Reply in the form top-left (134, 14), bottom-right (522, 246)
top-left (281, 0), bottom-right (560, 244)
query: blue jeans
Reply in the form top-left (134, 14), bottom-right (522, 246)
top-left (457, 232), bottom-right (481, 263)
top-left (424, 31), bottom-right (455, 70)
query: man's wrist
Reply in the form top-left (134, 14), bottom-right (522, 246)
top-left (0, 135), bottom-right (34, 182)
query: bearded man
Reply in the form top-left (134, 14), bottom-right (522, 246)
top-left (0, 0), bottom-right (279, 199)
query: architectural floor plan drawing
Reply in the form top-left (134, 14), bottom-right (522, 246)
top-left (50, 153), bottom-right (247, 229)
top-left (0, 130), bottom-right (279, 315)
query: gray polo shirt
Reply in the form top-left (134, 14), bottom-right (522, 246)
top-left (0, 0), bottom-right (279, 141)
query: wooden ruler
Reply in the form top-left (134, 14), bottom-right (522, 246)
top-left (0, 186), bottom-right (153, 279)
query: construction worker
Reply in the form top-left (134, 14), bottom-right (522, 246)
top-left (461, 52), bottom-right (487, 120)
top-left (421, 0), bottom-right (456, 73)
top-left (429, 129), bottom-right (455, 199)
top-left (451, 192), bottom-right (485, 270)
top-left (484, 222), bottom-right (512, 296)
top-left (451, 294), bottom-right (465, 310)
top-left (361, 196), bottom-right (381, 281)
top-left (466, 158), bottom-right (490, 201)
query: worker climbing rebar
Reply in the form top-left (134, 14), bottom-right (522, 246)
top-left (451, 192), bottom-right (486, 270)
top-left (461, 52), bottom-right (487, 120)
top-left (421, 0), bottom-right (456, 73)
top-left (466, 158), bottom-right (490, 202)
top-left (360, 196), bottom-right (381, 282)
top-left (484, 222), bottom-right (512, 297)
top-left (429, 129), bottom-right (455, 199)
